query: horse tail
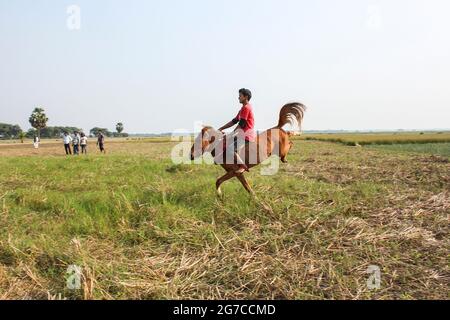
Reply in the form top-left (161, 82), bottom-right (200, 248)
top-left (275, 102), bottom-right (306, 130)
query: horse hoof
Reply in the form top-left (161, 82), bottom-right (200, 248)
top-left (216, 188), bottom-right (224, 199)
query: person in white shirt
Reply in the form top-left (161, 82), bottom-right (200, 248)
top-left (63, 132), bottom-right (73, 155)
top-left (33, 135), bottom-right (40, 149)
top-left (80, 132), bottom-right (88, 154)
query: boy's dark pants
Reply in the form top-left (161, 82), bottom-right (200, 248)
top-left (64, 144), bottom-right (72, 155)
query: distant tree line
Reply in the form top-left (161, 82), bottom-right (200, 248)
top-left (25, 126), bottom-right (84, 138)
top-left (90, 127), bottom-right (112, 137)
top-left (90, 126), bottom-right (129, 138)
top-left (0, 123), bottom-right (22, 139)
top-left (1, 124), bottom-right (129, 140)
top-left (1, 107), bottom-right (128, 140)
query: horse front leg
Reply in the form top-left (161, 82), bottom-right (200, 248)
top-left (216, 170), bottom-right (235, 199)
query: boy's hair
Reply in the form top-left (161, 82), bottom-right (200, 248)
top-left (239, 88), bottom-right (252, 101)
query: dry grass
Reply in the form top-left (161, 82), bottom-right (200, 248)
top-left (0, 139), bottom-right (171, 158)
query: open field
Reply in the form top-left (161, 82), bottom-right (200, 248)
top-left (299, 132), bottom-right (450, 146)
top-left (0, 138), bottom-right (174, 157)
top-left (0, 137), bottom-right (449, 299)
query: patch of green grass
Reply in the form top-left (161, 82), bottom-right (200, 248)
top-left (368, 142), bottom-right (450, 157)
top-left (298, 132), bottom-right (450, 146)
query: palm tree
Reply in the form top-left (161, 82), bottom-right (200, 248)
top-left (18, 132), bottom-right (26, 143)
top-left (116, 122), bottom-right (124, 134)
top-left (29, 107), bottom-right (49, 139)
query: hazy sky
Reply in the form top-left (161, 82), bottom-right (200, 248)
top-left (0, 0), bottom-right (449, 133)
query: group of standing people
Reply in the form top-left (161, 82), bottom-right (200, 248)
top-left (63, 131), bottom-right (106, 155)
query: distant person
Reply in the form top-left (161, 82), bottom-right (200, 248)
top-left (33, 135), bottom-right (40, 149)
top-left (80, 132), bottom-right (88, 154)
top-left (97, 132), bottom-right (106, 154)
top-left (73, 131), bottom-right (81, 155)
top-left (63, 132), bottom-right (72, 155)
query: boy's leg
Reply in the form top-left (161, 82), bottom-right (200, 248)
top-left (235, 142), bottom-right (248, 172)
top-left (225, 138), bottom-right (247, 172)
top-left (225, 139), bottom-right (237, 165)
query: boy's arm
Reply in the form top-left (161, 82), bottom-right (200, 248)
top-left (233, 119), bottom-right (248, 132)
top-left (219, 110), bottom-right (241, 132)
top-left (218, 119), bottom-right (237, 132)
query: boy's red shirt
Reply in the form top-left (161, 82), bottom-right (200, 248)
top-left (234, 103), bottom-right (256, 142)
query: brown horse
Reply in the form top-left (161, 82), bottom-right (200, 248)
top-left (190, 103), bottom-right (306, 197)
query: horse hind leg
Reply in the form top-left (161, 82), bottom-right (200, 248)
top-left (236, 174), bottom-right (255, 196)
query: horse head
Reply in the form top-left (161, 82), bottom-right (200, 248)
top-left (190, 126), bottom-right (223, 160)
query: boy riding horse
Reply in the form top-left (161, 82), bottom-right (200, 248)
top-left (190, 90), bottom-right (305, 196)
top-left (218, 88), bottom-right (255, 174)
